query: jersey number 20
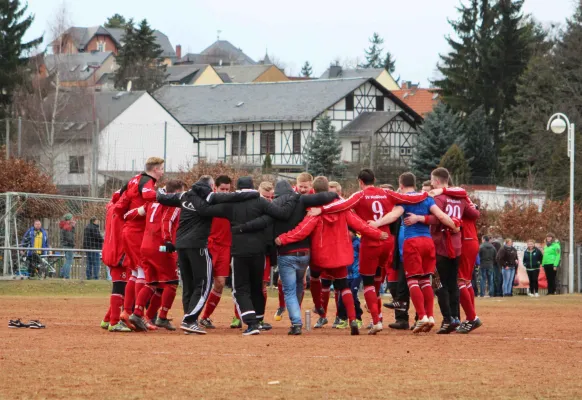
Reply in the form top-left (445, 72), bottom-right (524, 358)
top-left (445, 204), bottom-right (461, 219)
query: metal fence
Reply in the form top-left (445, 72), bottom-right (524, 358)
top-left (1, 192), bottom-right (108, 279)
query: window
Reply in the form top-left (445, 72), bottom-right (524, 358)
top-left (376, 96), bottom-right (384, 111)
top-left (231, 131), bottom-right (247, 155)
top-left (292, 130), bottom-right (301, 154)
top-left (345, 93), bottom-right (354, 111)
top-left (400, 147), bottom-right (413, 156)
top-left (261, 131), bottom-right (275, 155)
top-left (97, 41), bottom-right (105, 52)
top-left (351, 142), bottom-right (361, 162)
top-left (69, 156), bottom-right (85, 174)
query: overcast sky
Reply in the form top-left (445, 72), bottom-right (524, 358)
top-left (25, 0), bottom-right (578, 86)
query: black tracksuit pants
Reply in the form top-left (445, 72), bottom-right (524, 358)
top-left (232, 254), bottom-right (266, 326)
top-left (178, 248), bottom-right (213, 324)
top-left (543, 265), bottom-right (557, 294)
top-left (436, 255), bottom-right (460, 322)
top-left (389, 262), bottom-right (409, 323)
top-left (527, 269), bottom-right (540, 294)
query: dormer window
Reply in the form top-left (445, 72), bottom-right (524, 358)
top-left (97, 41), bottom-right (105, 52)
top-left (345, 93), bottom-right (354, 111)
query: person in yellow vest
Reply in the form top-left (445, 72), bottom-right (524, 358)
top-left (21, 220), bottom-right (49, 278)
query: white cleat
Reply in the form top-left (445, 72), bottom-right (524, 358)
top-left (413, 316), bottom-right (430, 334)
top-left (368, 322), bottom-right (383, 335)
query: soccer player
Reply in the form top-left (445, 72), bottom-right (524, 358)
top-left (276, 176), bottom-right (388, 335)
top-left (308, 169), bottom-right (427, 333)
top-left (115, 157), bottom-right (164, 329)
top-left (371, 172), bottom-right (458, 333)
top-left (129, 180), bottom-right (185, 332)
top-left (200, 176), bottom-right (234, 330)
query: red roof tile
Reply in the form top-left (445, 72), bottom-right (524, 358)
top-left (392, 88), bottom-right (440, 117)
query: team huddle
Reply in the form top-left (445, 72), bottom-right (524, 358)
top-left (99, 156), bottom-right (482, 336)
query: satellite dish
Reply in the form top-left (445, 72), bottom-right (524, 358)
top-left (126, 80), bottom-right (132, 92)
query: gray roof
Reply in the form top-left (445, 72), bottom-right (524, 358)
top-left (217, 72), bottom-right (232, 83)
top-left (45, 52), bottom-right (113, 82)
top-left (338, 111), bottom-right (410, 137)
top-left (200, 40), bottom-right (256, 65)
top-left (213, 65), bottom-right (273, 83)
top-left (95, 91), bottom-right (147, 129)
top-left (165, 65), bottom-right (208, 84)
top-left (320, 67), bottom-right (385, 79)
top-left (154, 78), bottom-right (370, 125)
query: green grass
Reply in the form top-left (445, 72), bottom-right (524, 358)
top-left (0, 279), bottom-right (113, 297)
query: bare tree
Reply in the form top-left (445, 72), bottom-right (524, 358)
top-left (268, 54), bottom-right (287, 73)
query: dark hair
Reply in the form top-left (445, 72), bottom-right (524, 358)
top-left (312, 176), bottom-right (329, 193)
top-left (358, 169), bottom-right (375, 185)
top-left (483, 235), bottom-right (490, 242)
top-left (215, 175), bottom-right (232, 186)
top-left (399, 172), bottom-right (416, 188)
top-left (431, 167), bottom-right (450, 184)
top-left (166, 179), bottom-right (185, 193)
top-left (90, 216), bottom-right (98, 223)
top-left (197, 175), bottom-right (213, 186)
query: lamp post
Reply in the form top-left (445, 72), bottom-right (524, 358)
top-left (547, 113), bottom-right (575, 293)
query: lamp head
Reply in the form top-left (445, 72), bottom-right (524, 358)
top-left (550, 118), bottom-right (567, 134)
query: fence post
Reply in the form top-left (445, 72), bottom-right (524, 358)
top-left (3, 194), bottom-right (12, 275)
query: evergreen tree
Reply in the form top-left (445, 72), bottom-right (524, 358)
top-left (439, 144), bottom-right (472, 185)
top-left (0, 0), bottom-right (43, 118)
top-left (301, 61), bottom-right (313, 77)
top-left (411, 103), bottom-right (463, 180)
top-left (363, 32), bottom-right (384, 68)
top-left (304, 115), bottom-right (343, 177)
top-left (463, 106), bottom-right (495, 182)
top-left (114, 19), bottom-right (165, 91)
top-left (262, 153), bottom-right (272, 174)
top-left (104, 13), bottom-right (127, 28)
top-left (383, 51), bottom-right (396, 74)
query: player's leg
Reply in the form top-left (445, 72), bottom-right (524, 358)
top-left (135, 266), bottom-right (146, 303)
top-left (121, 269), bottom-right (138, 329)
top-left (309, 267), bottom-right (324, 314)
top-left (374, 269), bottom-right (384, 323)
top-left (315, 278), bottom-right (332, 328)
top-left (334, 275), bottom-right (359, 336)
top-left (435, 256), bottom-right (452, 325)
top-left (457, 253), bottom-right (476, 322)
top-left (261, 256), bottom-right (271, 323)
top-left (130, 258), bottom-right (157, 331)
top-left (232, 256), bottom-right (259, 334)
top-left (359, 245), bottom-right (381, 326)
top-left (180, 248), bottom-right (212, 334)
top-left (249, 255), bottom-right (269, 333)
top-left (351, 276), bottom-right (364, 324)
top-left (107, 267), bottom-right (130, 332)
top-left (200, 244), bottom-right (229, 328)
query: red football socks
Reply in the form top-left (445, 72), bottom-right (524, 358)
top-left (419, 278), bottom-right (434, 318)
top-left (146, 289), bottom-right (162, 321)
top-left (103, 306), bottom-right (111, 323)
top-left (310, 277), bottom-right (322, 309)
top-left (135, 278), bottom-right (146, 301)
top-left (363, 285), bottom-right (380, 324)
top-left (334, 291), bottom-right (339, 317)
top-left (321, 287), bottom-right (331, 318)
top-left (407, 279), bottom-right (426, 319)
top-left (134, 285), bottom-right (155, 317)
top-left (158, 284), bottom-right (177, 320)
top-left (201, 289), bottom-right (222, 320)
top-left (123, 276), bottom-right (136, 313)
top-left (109, 294), bottom-right (123, 326)
top-left (234, 304), bottom-right (240, 319)
top-left (458, 282), bottom-right (476, 321)
top-left (341, 288), bottom-right (356, 322)
top-left (277, 280), bottom-right (285, 308)
top-left (467, 283), bottom-right (476, 308)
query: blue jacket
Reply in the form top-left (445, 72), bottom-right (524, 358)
top-left (347, 236), bottom-right (360, 280)
top-left (21, 227), bottom-right (49, 256)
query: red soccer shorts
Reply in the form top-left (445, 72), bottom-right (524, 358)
top-left (209, 244), bottom-right (231, 278)
top-left (109, 265), bottom-right (128, 282)
top-left (320, 267), bottom-right (348, 280)
top-left (403, 237), bottom-right (436, 278)
top-left (141, 248), bottom-right (179, 283)
top-left (359, 237), bottom-right (393, 276)
top-left (387, 266), bottom-right (398, 283)
top-left (458, 239), bottom-right (479, 281)
top-left (121, 229), bottom-right (145, 271)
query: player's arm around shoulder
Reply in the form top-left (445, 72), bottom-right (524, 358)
top-left (345, 211), bottom-right (386, 240)
top-left (429, 203), bottom-right (458, 231)
top-left (276, 213), bottom-right (319, 245)
top-left (370, 205), bottom-right (404, 228)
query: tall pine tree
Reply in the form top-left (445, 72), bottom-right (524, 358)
top-left (363, 32), bottom-right (384, 68)
top-left (114, 19), bottom-right (165, 91)
top-left (411, 103), bottom-right (463, 180)
top-left (104, 13), bottom-right (127, 28)
top-left (463, 106), bottom-right (495, 182)
top-left (301, 61), bottom-right (313, 77)
top-left (305, 115), bottom-right (343, 177)
top-left (383, 52), bottom-right (396, 74)
top-left (439, 144), bottom-right (472, 185)
top-left (0, 0), bottom-right (43, 118)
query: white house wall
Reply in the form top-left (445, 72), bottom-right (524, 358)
top-left (98, 94), bottom-right (196, 173)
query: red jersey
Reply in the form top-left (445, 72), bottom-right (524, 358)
top-left (102, 190), bottom-right (125, 267)
top-left (115, 173), bottom-right (157, 231)
top-left (321, 187), bottom-right (427, 247)
top-left (431, 193), bottom-right (479, 257)
top-left (140, 202), bottom-right (180, 252)
top-left (441, 187), bottom-right (479, 241)
top-left (209, 217), bottom-right (232, 248)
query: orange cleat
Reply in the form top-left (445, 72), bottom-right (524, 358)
top-left (120, 310), bottom-right (136, 330)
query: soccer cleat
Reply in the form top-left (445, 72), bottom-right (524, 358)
top-left (350, 320), bottom-right (360, 336)
top-left (314, 307), bottom-right (326, 318)
top-left (100, 320), bottom-right (110, 330)
top-left (534, 293), bottom-right (540, 297)
top-left (356, 319), bottom-right (363, 329)
top-left (274, 307), bottom-right (285, 321)
top-left (108, 321), bottom-right (132, 332)
top-left (288, 324), bottom-right (302, 335)
top-left (423, 317), bottom-right (435, 333)
top-left (412, 316), bottom-right (430, 333)
top-left (120, 310), bottom-right (136, 330)
top-left (180, 321), bottom-right (207, 335)
top-left (145, 319), bottom-right (158, 331)
top-left (436, 320), bottom-right (457, 334)
top-left (200, 318), bottom-right (216, 329)
top-left (388, 321), bottom-right (410, 330)
top-left (258, 321), bottom-right (272, 331)
top-left (527, 293), bottom-right (534, 297)
top-left (314, 317), bottom-right (328, 329)
top-left (155, 317), bottom-right (176, 331)
top-left (230, 317), bottom-right (242, 329)
top-left (366, 321), bottom-right (373, 330)
top-left (336, 320), bottom-right (349, 329)
top-left (243, 324), bottom-right (261, 336)
top-left (8, 319), bottom-right (29, 328)
top-left (368, 322), bottom-right (383, 335)
top-left (129, 314), bottom-right (148, 332)
top-left (457, 317), bottom-right (483, 334)
top-left (384, 301), bottom-right (408, 311)
top-left (28, 320), bottom-right (45, 329)
top-left (451, 318), bottom-right (461, 330)
top-left (331, 316), bottom-right (342, 328)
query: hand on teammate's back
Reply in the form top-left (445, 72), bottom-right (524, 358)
top-left (379, 232), bottom-right (388, 240)
top-left (428, 189), bottom-right (443, 198)
top-left (308, 208), bottom-right (322, 217)
top-left (274, 237), bottom-right (282, 246)
top-left (367, 220), bottom-right (379, 228)
top-left (403, 213), bottom-right (422, 226)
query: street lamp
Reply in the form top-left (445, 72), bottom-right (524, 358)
top-left (547, 113), bottom-right (575, 294)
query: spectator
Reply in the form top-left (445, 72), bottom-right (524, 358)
top-left (478, 236), bottom-right (497, 298)
top-left (523, 239), bottom-right (543, 297)
top-left (21, 220), bottom-right (49, 278)
top-left (542, 233), bottom-right (561, 295)
top-left (491, 240), bottom-right (503, 297)
top-left (472, 254), bottom-right (480, 297)
top-left (59, 213), bottom-right (76, 279)
top-left (83, 217), bottom-right (104, 280)
top-left (496, 238), bottom-right (519, 297)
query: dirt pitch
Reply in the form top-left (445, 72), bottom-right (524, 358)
top-left (1, 281), bottom-right (581, 400)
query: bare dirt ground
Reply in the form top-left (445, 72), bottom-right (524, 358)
top-left (1, 281), bottom-right (582, 400)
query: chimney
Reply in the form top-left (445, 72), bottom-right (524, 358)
top-left (401, 81), bottom-right (411, 89)
top-left (176, 44), bottom-right (182, 60)
top-left (329, 65), bottom-right (342, 78)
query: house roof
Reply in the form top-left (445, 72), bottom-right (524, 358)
top-left (338, 111), bottom-right (413, 137)
top-left (319, 67), bottom-right (384, 80)
top-left (392, 88), bottom-right (440, 116)
top-left (95, 90), bottom-right (147, 129)
top-left (200, 40), bottom-right (256, 65)
top-left (154, 77), bottom-right (422, 126)
top-left (213, 65), bottom-right (273, 83)
top-left (164, 65), bottom-right (208, 84)
top-left (217, 72), bottom-right (232, 83)
top-left (44, 52), bottom-right (113, 82)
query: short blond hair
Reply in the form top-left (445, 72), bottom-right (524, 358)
top-left (379, 184), bottom-right (394, 191)
top-left (145, 157), bottom-right (165, 171)
top-left (297, 172), bottom-right (313, 183)
top-left (329, 181), bottom-right (342, 192)
top-left (259, 181), bottom-right (274, 192)
top-left (313, 176), bottom-right (329, 193)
